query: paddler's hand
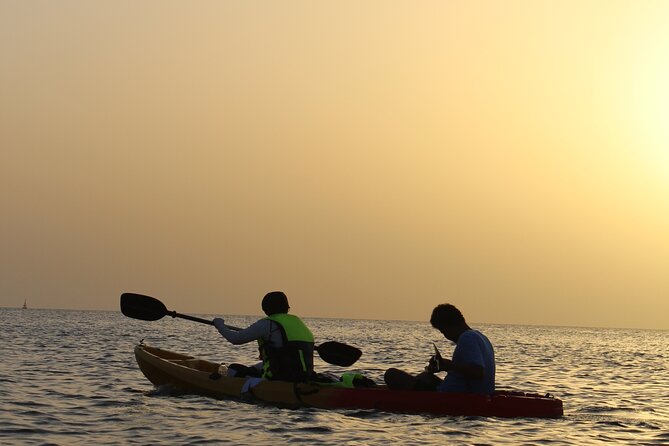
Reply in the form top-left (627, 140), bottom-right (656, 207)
top-left (213, 317), bottom-right (226, 333)
top-left (426, 355), bottom-right (451, 373)
top-left (426, 355), bottom-right (439, 373)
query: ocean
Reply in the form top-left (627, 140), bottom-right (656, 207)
top-left (1, 308), bottom-right (667, 445)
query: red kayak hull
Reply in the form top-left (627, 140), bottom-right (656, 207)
top-left (134, 344), bottom-right (563, 418)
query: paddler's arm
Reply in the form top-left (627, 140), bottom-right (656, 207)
top-left (436, 358), bottom-right (484, 380)
top-left (213, 318), bottom-right (270, 345)
top-left (436, 330), bottom-right (486, 380)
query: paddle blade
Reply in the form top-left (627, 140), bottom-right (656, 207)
top-left (315, 341), bottom-right (362, 367)
top-left (120, 293), bottom-right (168, 321)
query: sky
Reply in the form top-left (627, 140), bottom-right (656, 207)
top-left (1, 1), bottom-right (668, 330)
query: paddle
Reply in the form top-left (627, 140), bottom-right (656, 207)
top-left (120, 292), bottom-right (362, 367)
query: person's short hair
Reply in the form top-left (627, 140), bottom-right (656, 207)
top-left (262, 291), bottom-right (290, 315)
top-left (430, 304), bottom-right (465, 328)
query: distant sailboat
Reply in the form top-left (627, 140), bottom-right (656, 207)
top-left (22, 299), bottom-right (28, 310)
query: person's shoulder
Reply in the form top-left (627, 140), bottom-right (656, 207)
top-left (249, 318), bottom-right (272, 328)
top-left (454, 330), bottom-right (478, 348)
top-left (468, 329), bottom-right (494, 351)
top-left (461, 329), bottom-right (481, 340)
top-left (461, 329), bottom-right (491, 345)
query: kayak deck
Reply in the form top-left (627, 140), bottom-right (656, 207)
top-left (134, 344), bottom-right (563, 418)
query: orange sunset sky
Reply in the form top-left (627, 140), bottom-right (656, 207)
top-left (1, 1), bottom-right (668, 329)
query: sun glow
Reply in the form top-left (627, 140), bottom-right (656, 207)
top-left (626, 20), bottom-right (669, 178)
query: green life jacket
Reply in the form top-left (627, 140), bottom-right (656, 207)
top-left (258, 313), bottom-right (314, 382)
top-left (320, 373), bottom-right (364, 388)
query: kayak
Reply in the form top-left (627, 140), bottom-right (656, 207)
top-left (134, 343), bottom-right (563, 418)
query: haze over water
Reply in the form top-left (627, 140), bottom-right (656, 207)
top-left (1, 308), bottom-right (668, 445)
top-left (2, 1), bottom-right (669, 330)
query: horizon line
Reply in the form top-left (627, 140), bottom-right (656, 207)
top-left (2, 305), bottom-right (667, 332)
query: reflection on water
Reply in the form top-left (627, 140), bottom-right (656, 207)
top-left (1, 308), bottom-right (667, 445)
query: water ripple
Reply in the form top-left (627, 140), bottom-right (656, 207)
top-left (1, 308), bottom-right (667, 445)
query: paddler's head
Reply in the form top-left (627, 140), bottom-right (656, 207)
top-left (430, 304), bottom-right (470, 343)
top-left (262, 291), bottom-right (290, 315)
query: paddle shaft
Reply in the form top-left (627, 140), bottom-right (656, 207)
top-left (168, 310), bottom-right (241, 331)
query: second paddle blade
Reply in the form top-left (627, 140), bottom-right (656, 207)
top-left (316, 341), bottom-right (362, 367)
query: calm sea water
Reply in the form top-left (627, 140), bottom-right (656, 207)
top-left (1, 308), bottom-right (667, 445)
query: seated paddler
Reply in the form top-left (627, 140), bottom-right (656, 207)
top-left (384, 303), bottom-right (495, 394)
top-left (213, 291), bottom-right (315, 382)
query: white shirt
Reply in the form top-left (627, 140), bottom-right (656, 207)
top-left (216, 318), bottom-right (285, 348)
